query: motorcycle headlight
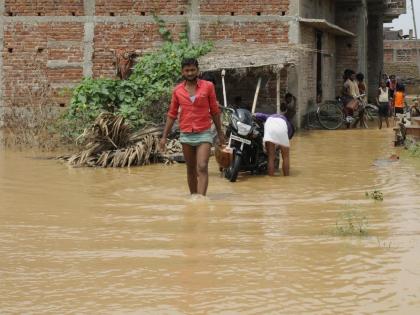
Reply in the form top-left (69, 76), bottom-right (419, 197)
top-left (230, 116), bottom-right (238, 130)
top-left (237, 121), bottom-right (252, 136)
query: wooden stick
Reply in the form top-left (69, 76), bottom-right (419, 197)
top-left (221, 69), bottom-right (227, 107)
top-left (276, 70), bottom-right (281, 114)
top-left (252, 77), bottom-right (262, 114)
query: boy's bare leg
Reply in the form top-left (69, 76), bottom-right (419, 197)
top-left (182, 144), bottom-right (198, 194)
top-left (266, 141), bottom-right (276, 176)
top-left (280, 146), bottom-right (290, 176)
top-left (196, 143), bottom-right (211, 196)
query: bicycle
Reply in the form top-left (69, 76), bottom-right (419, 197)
top-left (316, 94), bottom-right (378, 130)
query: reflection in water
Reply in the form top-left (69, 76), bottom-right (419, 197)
top-left (1, 129), bottom-right (420, 314)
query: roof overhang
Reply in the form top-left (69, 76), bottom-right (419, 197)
top-left (299, 18), bottom-right (356, 37)
top-left (198, 43), bottom-right (296, 72)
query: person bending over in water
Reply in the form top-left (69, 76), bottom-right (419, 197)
top-left (255, 104), bottom-right (294, 176)
top-left (160, 58), bottom-right (224, 196)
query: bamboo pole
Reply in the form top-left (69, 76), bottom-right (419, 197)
top-left (251, 77), bottom-right (262, 114)
top-left (276, 69), bottom-right (281, 114)
top-left (410, 0), bottom-right (420, 76)
top-left (221, 69), bottom-right (227, 107)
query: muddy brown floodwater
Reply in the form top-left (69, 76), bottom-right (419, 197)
top-left (1, 129), bottom-right (420, 314)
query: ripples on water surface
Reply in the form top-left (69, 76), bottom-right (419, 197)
top-left (1, 129), bottom-right (419, 314)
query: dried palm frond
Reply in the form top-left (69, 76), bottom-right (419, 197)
top-left (61, 112), bottom-right (182, 168)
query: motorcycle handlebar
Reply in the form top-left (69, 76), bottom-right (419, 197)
top-left (218, 104), bottom-right (235, 113)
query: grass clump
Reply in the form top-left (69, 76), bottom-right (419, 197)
top-left (335, 210), bottom-right (368, 236)
top-left (365, 190), bottom-right (384, 201)
top-left (405, 138), bottom-right (420, 157)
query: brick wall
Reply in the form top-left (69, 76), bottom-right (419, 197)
top-left (383, 38), bottom-right (420, 95)
top-left (384, 39), bottom-right (420, 63)
top-left (297, 25), bottom-right (316, 121)
top-left (384, 49), bottom-right (393, 63)
top-left (5, 1), bottom-right (84, 16)
top-left (3, 22), bottom-right (84, 106)
top-left (93, 22), bottom-right (185, 78)
top-left (199, 0), bottom-right (289, 15)
top-left (95, 0), bottom-right (188, 16)
top-left (1, 0), bottom-right (293, 108)
top-left (384, 63), bottom-right (419, 79)
top-left (201, 22), bottom-right (288, 44)
top-left (334, 5), bottom-right (359, 96)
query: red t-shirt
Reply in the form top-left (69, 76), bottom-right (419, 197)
top-left (167, 79), bottom-right (220, 133)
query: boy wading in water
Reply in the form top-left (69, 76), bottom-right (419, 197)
top-left (160, 58), bottom-right (224, 196)
top-left (376, 80), bottom-right (390, 129)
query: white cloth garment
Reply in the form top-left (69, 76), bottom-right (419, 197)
top-left (263, 117), bottom-right (290, 147)
top-left (378, 87), bottom-right (389, 102)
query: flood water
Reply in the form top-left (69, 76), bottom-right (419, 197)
top-left (1, 129), bottom-right (420, 314)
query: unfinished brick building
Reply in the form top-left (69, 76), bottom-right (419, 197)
top-left (0, 0), bottom-right (406, 127)
top-left (383, 27), bottom-right (420, 95)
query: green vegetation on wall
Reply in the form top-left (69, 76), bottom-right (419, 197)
top-left (62, 17), bottom-right (212, 140)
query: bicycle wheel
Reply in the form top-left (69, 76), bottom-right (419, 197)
top-left (317, 103), bottom-right (344, 130)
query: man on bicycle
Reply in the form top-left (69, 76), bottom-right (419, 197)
top-left (342, 69), bottom-right (363, 127)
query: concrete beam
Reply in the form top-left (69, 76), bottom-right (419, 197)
top-left (288, 0), bottom-right (300, 44)
top-left (188, 0), bottom-right (200, 44)
top-left (199, 15), bottom-right (293, 23)
top-left (84, 0), bottom-right (95, 16)
top-left (47, 61), bottom-right (84, 69)
top-left (83, 0), bottom-right (95, 77)
top-left (47, 40), bottom-right (82, 48)
top-left (50, 82), bottom-right (79, 89)
top-left (83, 22), bottom-right (94, 77)
top-left (2, 15), bottom-right (294, 25)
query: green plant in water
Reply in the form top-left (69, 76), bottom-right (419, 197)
top-left (405, 138), bottom-right (420, 157)
top-left (365, 190), bottom-right (384, 201)
top-left (335, 210), bottom-right (368, 236)
top-left (60, 17), bottom-right (213, 141)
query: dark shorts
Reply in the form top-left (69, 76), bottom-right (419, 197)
top-left (378, 102), bottom-right (389, 117)
top-left (395, 107), bottom-right (404, 115)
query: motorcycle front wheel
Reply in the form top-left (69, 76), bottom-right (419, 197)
top-left (224, 154), bottom-right (242, 182)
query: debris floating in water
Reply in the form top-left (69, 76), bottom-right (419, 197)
top-left (365, 190), bottom-right (384, 201)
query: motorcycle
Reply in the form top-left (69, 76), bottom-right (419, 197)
top-left (220, 106), bottom-right (267, 182)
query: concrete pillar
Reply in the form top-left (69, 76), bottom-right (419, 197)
top-left (83, 0), bottom-right (95, 77)
top-left (188, 0), bottom-right (200, 44)
top-left (0, 0), bottom-right (4, 108)
top-left (357, 1), bottom-right (368, 81)
top-left (288, 0), bottom-right (302, 127)
top-left (367, 13), bottom-right (384, 101)
top-left (288, 0), bottom-right (300, 44)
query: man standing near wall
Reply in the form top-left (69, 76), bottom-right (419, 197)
top-left (159, 58), bottom-right (224, 196)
